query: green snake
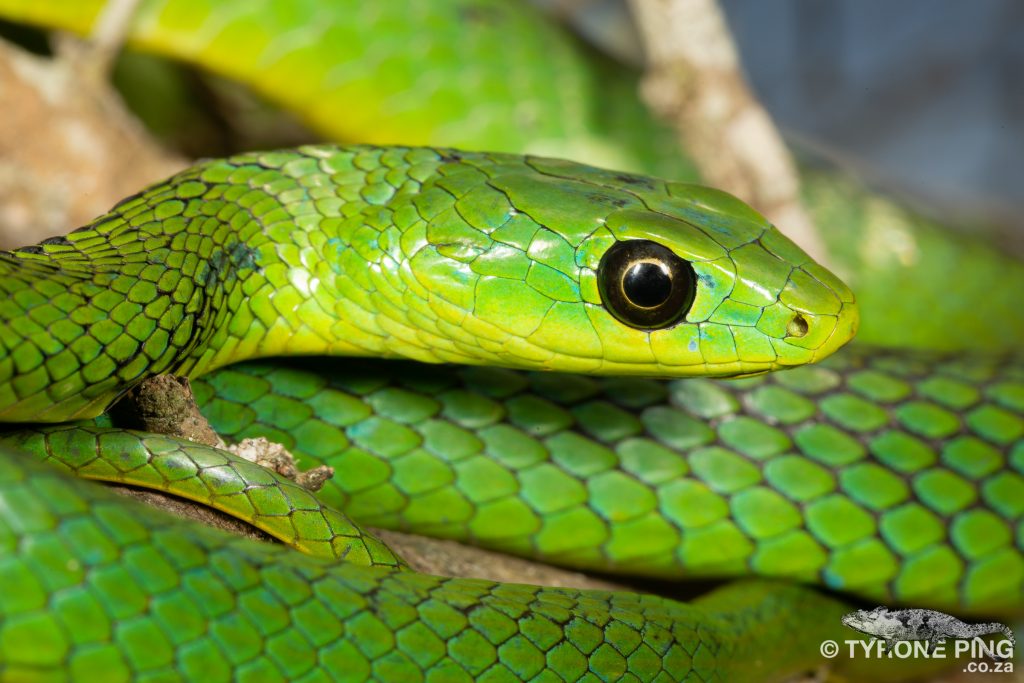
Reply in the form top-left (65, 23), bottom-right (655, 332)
top-left (0, 2), bottom-right (1021, 682)
top-left (0, 145), bottom-right (1020, 682)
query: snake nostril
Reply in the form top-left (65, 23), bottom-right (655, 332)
top-left (787, 314), bottom-right (809, 338)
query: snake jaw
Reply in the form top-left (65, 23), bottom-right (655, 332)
top-left (772, 264), bottom-right (860, 367)
top-left (812, 298), bottom-right (860, 362)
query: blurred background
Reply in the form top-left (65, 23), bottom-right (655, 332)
top-left (539, 0), bottom-right (1024, 234)
top-left (3, 0), bottom-right (1021, 235)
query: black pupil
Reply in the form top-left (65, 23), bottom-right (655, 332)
top-left (623, 261), bottom-right (672, 308)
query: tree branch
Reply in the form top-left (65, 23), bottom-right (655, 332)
top-left (627, 0), bottom-right (827, 262)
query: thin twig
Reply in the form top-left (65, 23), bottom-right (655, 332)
top-left (627, 0), bottom-right (827, 263)
top-left (88, 0), bottom-right (143, 75)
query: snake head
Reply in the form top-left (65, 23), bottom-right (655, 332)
top-left (404, 152), bottom-right (858, 377)
top-left (587, 179), bottom-right (861, 377)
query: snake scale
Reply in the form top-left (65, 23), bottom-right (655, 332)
top-left (0, 2), bottom-right (1021, 682)
top-left (0, 145), bottom-right (1019, 682)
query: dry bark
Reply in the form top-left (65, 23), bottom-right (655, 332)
top-left (0, 37), bottom-right (184, 248)
top-left (627, 0), bottom-right (827, 262)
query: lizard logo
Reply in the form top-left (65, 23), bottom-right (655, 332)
top-left (841, 606), bottom-right (1015, 660)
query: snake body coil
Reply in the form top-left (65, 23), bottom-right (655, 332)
top-left (0, 147), bottom-right (1019, 681)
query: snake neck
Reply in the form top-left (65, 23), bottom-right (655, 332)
top-left (0, 148), bottom-right (412, 422)
top-left (0, 145), bottom-right (553, 422)
top-left (0, 236), bottom-right (231, 422)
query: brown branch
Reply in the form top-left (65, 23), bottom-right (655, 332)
top-left (626, 0), bottom-right (827, 263)
top-left (85, 0), bottom-right (143, 75)
top-left (0, 38), bottom-right (185, 248)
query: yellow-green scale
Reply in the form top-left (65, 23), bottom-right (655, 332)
top-left (0, 145), bottom-right (855, 423)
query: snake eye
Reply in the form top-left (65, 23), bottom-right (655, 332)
top-left (598, 240), bottom-right (696, 329)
